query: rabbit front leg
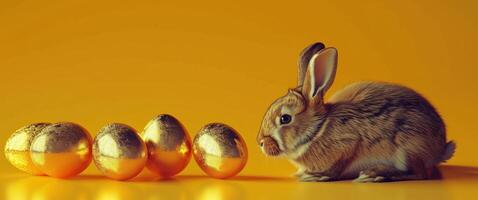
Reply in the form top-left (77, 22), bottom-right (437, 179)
top-left (296, 156), bottom-right (354, 182)
top-left (298, 171), bottom-right (334, 182)
top-left (353, 164), bottom-right (402, 182)
top-left (297, 159), bottom-right (351, 182)
top-left (295, 136), bottom-right (360, 182)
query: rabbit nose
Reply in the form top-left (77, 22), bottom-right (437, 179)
top-left (259, 139), bottom-right (264, 147)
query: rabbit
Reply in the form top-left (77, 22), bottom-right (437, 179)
top-left (256, 42), bottom-right (456, 182)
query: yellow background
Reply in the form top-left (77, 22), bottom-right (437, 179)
top-left (1, 0), bottom-right (477, 199)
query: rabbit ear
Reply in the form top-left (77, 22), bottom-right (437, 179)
top-left (298, 42), bottom-right (325, 86)
top-left (302, 47), bottom-right (338, 102)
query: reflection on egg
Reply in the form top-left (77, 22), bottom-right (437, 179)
top-left (193, 123), bottom-right (247, 179)
top-left (4, 123), bottom-right (51, 175)
top-left (93, 123), bottom-right (147, 180)
top-left (141, 114), bottom-right (192, 178)
top-left (30, 122), bottom-right (93, 178)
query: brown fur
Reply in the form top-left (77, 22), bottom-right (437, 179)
top-left (257, 43), bottom-right (455, 182)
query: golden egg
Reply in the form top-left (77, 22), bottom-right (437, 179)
top-left (193, 123), bottom-right (247, 179)
top-left (30, 122), bottom-right (93, 178)
top-left (141, 114), bottom-right (192, 178)
top-left (4, 123), bottom-right (51, 175)
top-left (93, 123), bottom-right (147, 180)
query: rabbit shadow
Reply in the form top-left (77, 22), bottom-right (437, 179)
top-left (439, 165), bottom-right (478, 181)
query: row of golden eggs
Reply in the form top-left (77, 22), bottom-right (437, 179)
top-left (4, 115), bottom-right (248, 180)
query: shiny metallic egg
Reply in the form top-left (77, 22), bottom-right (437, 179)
top-left (93, 123), bottom-right (147, 180)
top-left (30, 122), bottom-right (93, 178)
top-left (193, 123), bottom-right (247, 179)
top-left (4, 123), bottom-right (51, 175)
top-left (141, 114), bottom-right (192, 178)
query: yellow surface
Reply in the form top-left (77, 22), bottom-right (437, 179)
top-left (0, 0), bottom-right (477, 199)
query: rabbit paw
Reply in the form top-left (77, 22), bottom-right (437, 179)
top-left (298, 173), bottom-right (332, 182)
top-left (293, 169), bottom-right (306, 178)
top-left (353, 171), bottom-right (387, 183)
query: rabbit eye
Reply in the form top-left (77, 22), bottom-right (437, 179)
top-left (280, 114), bottom-right (292, 125)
